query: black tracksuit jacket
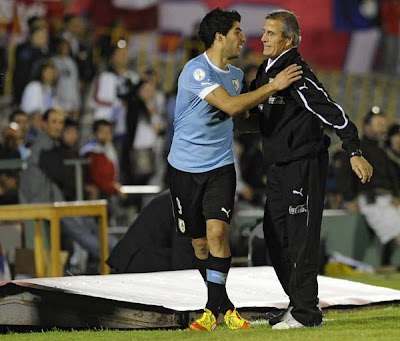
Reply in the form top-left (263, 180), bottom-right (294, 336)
top-left (251, 48), bottom-right (360, 167)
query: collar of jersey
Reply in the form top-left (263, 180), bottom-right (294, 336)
top-left (265, 47), bottom-right (295, 73)
top-left (203, 52), bottom-right (230, 74)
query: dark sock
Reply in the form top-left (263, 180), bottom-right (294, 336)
top-left (205, 253), bottom-right (234, 317)
top-left (194, 256), bottom-right (207, 285)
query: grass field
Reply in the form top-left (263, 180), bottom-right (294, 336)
top-left (2, 273), bottom-right (400, 341)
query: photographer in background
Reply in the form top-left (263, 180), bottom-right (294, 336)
top-left (90, 41), bottom-right (139, 159)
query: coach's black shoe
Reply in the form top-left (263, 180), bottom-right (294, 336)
top-left (268, 306), bottom-right (293, 326)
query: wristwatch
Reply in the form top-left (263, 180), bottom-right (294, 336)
top-left (350, 149), bottom-right (363, 158)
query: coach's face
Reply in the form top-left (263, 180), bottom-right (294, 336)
top-left (261, 19), bottom-right (292, 59)
top-left (224, 21), bottom-right (246, 60)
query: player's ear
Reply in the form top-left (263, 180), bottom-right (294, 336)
top-left (215, 32), bottom-right (224, 43)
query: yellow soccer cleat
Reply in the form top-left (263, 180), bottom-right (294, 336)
top-left (189, 308), bottom-right (218, 331)
top-left (224, 309), bottom-right (251, 330)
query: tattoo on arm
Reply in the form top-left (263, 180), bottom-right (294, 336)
top-left (211, 89), bottom-right (217, 97)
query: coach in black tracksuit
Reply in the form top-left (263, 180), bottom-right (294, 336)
top-left (251, 10), bottom-right (373, 329)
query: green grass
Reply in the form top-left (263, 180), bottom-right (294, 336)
top-left (329, 272), bottom-right (400, 291)
top-left (2, 273), bottom-right (400, 341)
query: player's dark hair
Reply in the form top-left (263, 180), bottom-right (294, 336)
top-left (92, 119), bottom-right (113, 134)
top-left (266, 10), bottom-right (301, 47)
top-left (198, 8), bottom-right (241, 49)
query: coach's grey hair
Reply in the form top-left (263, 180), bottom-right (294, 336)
top-left (266, 10), bottom-right (301, 47)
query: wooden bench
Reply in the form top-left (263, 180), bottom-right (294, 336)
top-left (0, 200), bottom-right (109, 277)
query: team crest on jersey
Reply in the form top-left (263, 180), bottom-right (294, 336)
top-left (232, 78), bottom-right (239, 92)
top-left (178, 218), bottom-right (186, 233)
top-left (193, 68), bottom-right (206, 81)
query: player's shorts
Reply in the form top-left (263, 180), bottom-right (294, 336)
top-left (168, 163), bottom-right (236, 239)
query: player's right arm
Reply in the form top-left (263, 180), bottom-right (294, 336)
top-left (204, 64), bottom-right (302, 116)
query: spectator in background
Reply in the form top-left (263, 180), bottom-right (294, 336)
top-left (9, 109), bottom-right (31, 157)
top-left (60, 118), bottom-right (80, 201)
top-left (19, 109), bottom-right (116, 273)
top-left (0, 123), bottom-right (24, 205)
top-left (19, 109), bottom-right (66, 204)
top-left (91, 42), bottom-right (139, 153)
top-left (122, 79), bottom-right (158, 189)
top-left (12, 24), bottom-right (49, 105)
top-left (336, 112), bottom-right (400, 263)
top-left (386, 123), bottom-right (400, 182)
top-left (20, 59), bottom-right (59, 139)
top-left (381, 0), bottom-right (400, 75)
top-left (80, 120), bottom-right (125, 202)
top-left (243, 64), bottom-right (259, 88)
top-left (141, 67), bottom-right (166, 186)
top-left (240, 48), bottom-right (259, 69)
top-left (0, 35), bottom-right (6, 96)
top-left (53, 38), bottom-right (81, 120)
top-left (62, 14), bottom-right (95, 84)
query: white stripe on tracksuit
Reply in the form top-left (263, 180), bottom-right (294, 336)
top-left (296, 77), bottom-right (348, 130)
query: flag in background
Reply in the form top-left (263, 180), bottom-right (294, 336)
top-left (334, 0), bottom-right (380, 30)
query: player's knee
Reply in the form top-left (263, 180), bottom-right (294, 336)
top-left (207, 224), bottom-right (228, 246)
top-left (192, 237), bottom-right (208, 257)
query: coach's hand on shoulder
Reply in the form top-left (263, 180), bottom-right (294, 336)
top-left (350, 156), bottom-right (373, 184)
top-left (272, 64), bottom-right (302, 91)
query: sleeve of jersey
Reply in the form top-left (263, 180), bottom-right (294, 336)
top-left (181, 63), bottom-right (221, 100)
top-left (291, 74), bottom-right (360, 154)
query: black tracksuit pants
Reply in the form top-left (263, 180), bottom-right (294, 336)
top-left (263, 151), bottom-right (328, 326)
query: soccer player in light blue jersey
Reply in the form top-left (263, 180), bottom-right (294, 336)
top-left (167, 7), bottom-right (302, 331)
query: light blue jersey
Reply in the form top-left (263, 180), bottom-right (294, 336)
top-left (168, 52), bottom-right (244, 173)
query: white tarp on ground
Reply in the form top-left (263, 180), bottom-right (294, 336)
top-left (13, 266), bottom-right (400, 311)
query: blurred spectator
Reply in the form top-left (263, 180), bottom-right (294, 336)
top-left (386, 123), bottom-right (400, 188)
top-left (19, 109), bottom-right (116, 273)
top-left (60, 118), bottom-right (80, 201)
top-left (335, 111), bottom-right (400, 262)
top-left (26, 15), bottom-right (48, 33)
top-left (236, 134), bottom-right (266, 206)
top-left (21, 59), bottom-right (59, 115)
top-left (19, 108), bottom-right (66, 204)
top-left (53, 38), bottom-right (81, 119)
top-left (122, 79), bottom-right (158, 187)
top-left (183, 21), bottom-right (204, 60)
top-left (62, 14), bottom-right (96, 83)
top-left (142, 67), bottom-right (166, 127)
top-left (243, 64), bottom-right (258, 88)
top-left (381, 0), bottom-right (400, 75)
top-left (0, 35), bottom-right (6, 96)
top-left (9, 109), bottom-right (31, 158)
top-left (9, 110), bottom-right (29, 141)
top-left (20, 59), bottom-right (60, 140)
top-left (91, 43), bottom-right (139, 146)
top-left (12, 25), bottom-right (49, 105)
top-left (0, 123), bottom-right (24, 159)
top-left (240, 48), bottom-right (259, 69)
top-left (141, 67), bottom-right (166, 186)
top-left (97, 19), bottom-right (130, 64)
top-left (80, 119), bottom-right (124, 201)
top-left (0, 123), bottom-right (24, 205)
